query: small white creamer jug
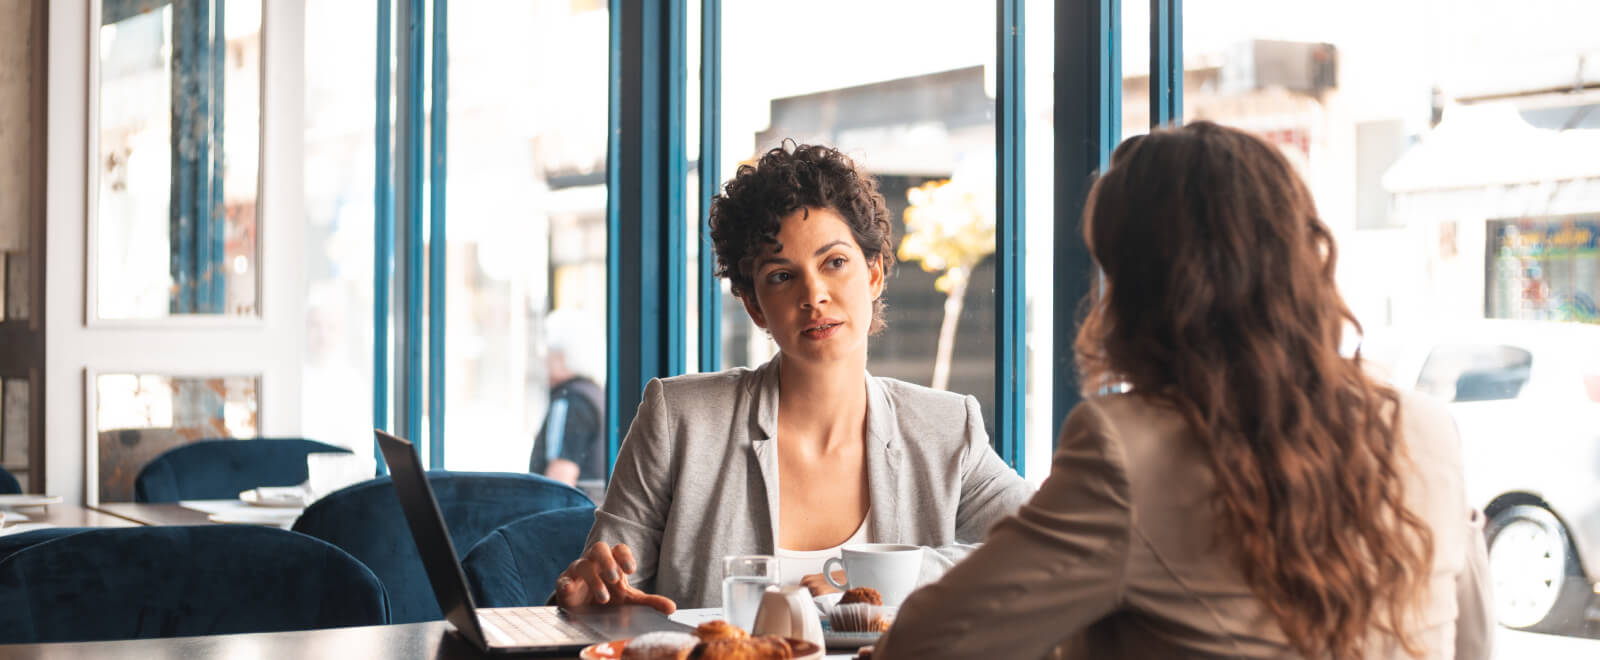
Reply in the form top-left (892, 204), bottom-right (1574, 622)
top-left (750, 584), bottom-right (824, 647)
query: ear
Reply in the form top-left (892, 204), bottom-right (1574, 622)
top-left (739, 292), bottom-right (768, 330)
top-left (868, 255), bottom-right (886, 299)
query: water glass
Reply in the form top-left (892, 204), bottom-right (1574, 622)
top-left (721, 555), bottom-right (778, 632)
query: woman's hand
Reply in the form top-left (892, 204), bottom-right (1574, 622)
top-left (800, 570), bottom-right (847, 597)
top-left (554, 541), bottom-right (677, 614)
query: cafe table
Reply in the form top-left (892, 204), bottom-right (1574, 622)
top-left (0, 620), bottom-right (483, 660)
top-left (91, 500), bottom-right (257, 526)
top-left (0, 610), bottom-right (866, 659)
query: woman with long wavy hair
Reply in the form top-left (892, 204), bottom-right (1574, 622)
top-left (874, 122), bottom-right (1493, 659)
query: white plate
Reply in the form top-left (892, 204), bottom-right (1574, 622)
top-left (0, 494), bottom-right (63, 508)
top-left (239, 488), bottom-right (310, 508)
top-left (820, 621), bottom-right (884, 650)
top-left (580, 637), bottom-right (823, 660)
top-left (208, 507), bottom-right (301, 526)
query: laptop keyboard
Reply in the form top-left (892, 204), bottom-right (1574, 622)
top-left (479, 608), bottom-right (599, 646)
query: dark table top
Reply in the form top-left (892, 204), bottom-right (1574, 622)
top-left (0, 620), bottom-right (542, 660)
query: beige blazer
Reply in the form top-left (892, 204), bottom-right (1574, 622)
top-left (587, 357), bottom-right (1034, 608)
top-left (876, 391), bottom-right (1494, 659)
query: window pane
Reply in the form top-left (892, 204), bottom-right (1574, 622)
top-left (302, 0), bottom-right (378, 459)
top-left (1021, 0), bottom-right (1056, 483)
top-left (94, 374), bottom-right (260, 502)
top-left (442, 1), bottom-right (608, 485)
top-left (95, 0), bottom-right (261, 318)
top-left (1184, 0), bottom-right (1600, 646)
top-left (716, 0), bottom-right (999, 434)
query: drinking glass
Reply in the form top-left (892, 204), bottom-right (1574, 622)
top-left (721, 555), bottom-right (778, 632)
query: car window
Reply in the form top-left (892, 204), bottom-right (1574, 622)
top-left (1415, 344), bottom-right (1534, 402)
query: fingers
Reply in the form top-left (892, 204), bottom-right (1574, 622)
top-left (610, 543), bottom-right (638, 575)
top-left (579, 542), bottom-right (625, 603)
top-left (553, 572), bottom-right (588, 607)
top-left (584, 541), bottom-right (623, 584)
top-left (562, 541), bottom-right (659, 609)
top-left (623, 588), bottom-right (678, 615)
top-left (568, 558), bottom-right (609, 604)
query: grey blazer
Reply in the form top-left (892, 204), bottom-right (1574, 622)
top-left (586, 357), bottom-right (1035, 608)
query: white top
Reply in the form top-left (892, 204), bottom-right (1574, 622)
top-left (774, 513), bottom-right (869, 585)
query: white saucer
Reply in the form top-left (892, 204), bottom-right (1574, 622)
top-left (0, 494), bottom-right (63, 508)
top-left (208, 507), bottom-right (301, 527)
top-left (820, 620), bottom-right (884, 649)
top-left (239, 487), bottom-right (310, 508)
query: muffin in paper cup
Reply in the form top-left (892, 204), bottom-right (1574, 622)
top-left (829, 603), bottom-right (893, 633)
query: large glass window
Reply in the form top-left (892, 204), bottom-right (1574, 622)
top-left (715, 0), bottom-right (1000, 435)
top-left (302, 0), bottom-right (379, 457)
top-left (1184, 0), bottom-right (1600, 646)
top-left (441, 0), bottom-right (609, 482)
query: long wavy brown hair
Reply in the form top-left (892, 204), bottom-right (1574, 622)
top-left (1075, 122), bottom-right (1434, 659)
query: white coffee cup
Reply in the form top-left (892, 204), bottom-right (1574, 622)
top-left (306, 452), bottom-right (376, 498)
top-left (822, 543), bottom-right (923, 606)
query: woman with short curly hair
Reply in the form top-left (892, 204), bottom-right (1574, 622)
top-left (550, 141), bottom-right (1033, 612)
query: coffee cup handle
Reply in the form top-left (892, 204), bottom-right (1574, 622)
top-left (823, 557), bottom-right (849, 591)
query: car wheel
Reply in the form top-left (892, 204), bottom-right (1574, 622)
top-left (1485, 504), bottom-right (1591, 632)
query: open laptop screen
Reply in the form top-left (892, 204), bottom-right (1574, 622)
top-left (375, 429), bottom-right (491, 650)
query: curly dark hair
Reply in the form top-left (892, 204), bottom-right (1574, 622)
top-left (708, 141), bottom-right (895, 334)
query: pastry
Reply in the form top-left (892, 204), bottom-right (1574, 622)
top-left (694, 619), bottom-right (749, 643)
top-left (622, 631), bottom-right (700, 660)
top-left (838, 587), bottom-right (882, 606)
top-left (747, 635), bottom-right (795, 659)
top-left (687, 635), bottom-right (794, 660)
top-left (830, 603), bottom-right (892, 633)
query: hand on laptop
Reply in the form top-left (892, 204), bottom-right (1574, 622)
top-left (556, 541), bottom-right (677, 614)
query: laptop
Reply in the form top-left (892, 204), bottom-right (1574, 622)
top-left (375, 429), bottom-right (686, 655)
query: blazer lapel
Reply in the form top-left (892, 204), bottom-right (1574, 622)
top-left (748, 357), bottom-right (783, 553)
top-left (863, 374), bottom-right (902, 544)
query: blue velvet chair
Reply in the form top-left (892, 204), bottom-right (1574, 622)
top-left (133, 438), bottom-right (352, 502)
top-left (291, 471), bottom-right (592, 623)
top-left (0, 527), bottom-right (87, 562)
top-left (0, 525), bottom-right (389, 644)
top-left (462, 505), bottom-right (596, 608)
top-left (0, 467), bottom-right (20, 494)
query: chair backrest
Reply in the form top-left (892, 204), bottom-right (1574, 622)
top-left (0, 525), bottom-right (389, 644)
top-left (291, 471), bottom-right (592, 623)
top-left (133, 438), bottom-right (352, 502)
top-left (0, 528), bottom-right (88, 563)
top-left (0, 467), bottom-right (20, 495)
top-left (462, 505), bottom-right (597, 608)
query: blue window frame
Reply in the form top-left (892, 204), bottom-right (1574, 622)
top-left (372, 0), bottom-right (449, 470)
top-left (368, 0), bottom-right (1181, 474)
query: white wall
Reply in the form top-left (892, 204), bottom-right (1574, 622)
top-left (47, 0), bottom-right (306, 504)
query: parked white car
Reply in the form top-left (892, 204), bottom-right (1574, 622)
top-left (1371, 320), bottom-right (1600, 634)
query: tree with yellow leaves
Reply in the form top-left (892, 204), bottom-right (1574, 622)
top-left (897, 172), bottom-right (995, 391)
